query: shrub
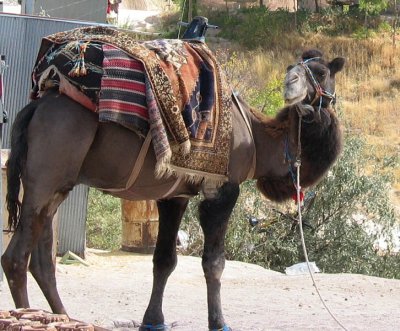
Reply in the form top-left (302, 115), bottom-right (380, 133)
top-left (180, 134), bottom-right (400, 278)
top-left (86, 189), bottom-right (121, 250)
top-left (248, 78), bottom-right (284, 116)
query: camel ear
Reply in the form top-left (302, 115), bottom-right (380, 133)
top-left (329, 57), bottom-right (345, 75)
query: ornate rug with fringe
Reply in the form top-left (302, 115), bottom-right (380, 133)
top-left (31, 26), bottom-right (232, 185)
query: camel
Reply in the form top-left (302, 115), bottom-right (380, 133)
top-left (1, 48), bottom-right (344, 330)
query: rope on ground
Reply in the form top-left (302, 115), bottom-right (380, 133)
top-left (295, 115), bottom-right (348, 331)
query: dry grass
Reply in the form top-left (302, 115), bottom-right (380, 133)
top-left (213, 32), bottom-right (400, 193)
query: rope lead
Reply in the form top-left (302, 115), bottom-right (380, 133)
top-left (295, 116), bottom-right (348, 331)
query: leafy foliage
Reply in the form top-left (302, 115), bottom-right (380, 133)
top-left (199, 4), bottom-right (389, 46)
top-left (180, 134), bottom-right (400, 278)
top-left (86, 189), bottom-right (121, 250)
top-left (359, 0), bottom-right (389, 16)
top-left (207, 7), bottom-right (304, 49)
top-left (248, 78), bottom-right (285, 116)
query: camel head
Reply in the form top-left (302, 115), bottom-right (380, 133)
top-left (284, 50), bottom-right (345, 110)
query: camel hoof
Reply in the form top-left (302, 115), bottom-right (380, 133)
top-left (139, 324), bottom-right (170, 331)
top-left (210, 325), bottom-right (232, 331)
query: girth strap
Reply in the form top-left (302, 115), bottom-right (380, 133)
top-left (100, 131), bottom-right (152, 192)
top-left (125, 131), bottom-right (152, 189)
top-left (231, 92), bottom-right (256, 180)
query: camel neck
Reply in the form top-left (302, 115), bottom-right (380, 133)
top-left (248, 109), bottom-right (289, 180)
top-left (249, 105), bottom-right (342, 202)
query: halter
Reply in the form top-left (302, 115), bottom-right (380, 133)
top-left (299, 57), bottom-right (336, 113)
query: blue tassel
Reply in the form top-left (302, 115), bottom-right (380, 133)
top-left (210, 325), bottom-right (231, 331)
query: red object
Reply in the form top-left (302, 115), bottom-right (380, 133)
top-left (107, 0), bottom-right (111, 14)
top-left (292, 191), bottom-right (304, 203)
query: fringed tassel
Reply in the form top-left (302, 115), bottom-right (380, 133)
top-left (180, 139), bottom-right (191, 155)
top-left (68, 41), bottom-right (89, 77)
top-left (154, 149), bottom-right (173, 179)
top-left (36, 65), bottom-right (61, 97)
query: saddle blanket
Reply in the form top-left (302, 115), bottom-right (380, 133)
top-left (31, 26), bottom-right (232, 184)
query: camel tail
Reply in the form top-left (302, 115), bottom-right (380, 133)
top-left (6, 101), bottom-right (38, 230)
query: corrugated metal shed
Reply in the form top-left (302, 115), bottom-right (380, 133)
top-left (57, 184), bottom-right (89, 256)
top-left (0, 13), bottom-right (105, 258)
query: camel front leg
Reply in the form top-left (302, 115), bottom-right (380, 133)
top-left (140, 197), bottom-right (189, 331)
top-left (199, 183), bottom-right (239, 331)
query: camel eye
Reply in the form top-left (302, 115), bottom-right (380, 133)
top-left (315, 68), bottom-right (328, 81)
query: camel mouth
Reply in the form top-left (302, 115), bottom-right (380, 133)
top-left (284, 95), bottom-right (306, 106)
top-left (284, 89), bottom-right (307, 106)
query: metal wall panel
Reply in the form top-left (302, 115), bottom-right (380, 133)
top-left (0, 13), bottom-right (106, 147)
top-left (57, 185), bottom-right (89, 256)
top-left (0, 13), bottom-right (102, 257)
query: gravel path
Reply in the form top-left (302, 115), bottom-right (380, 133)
top-left (1, 251), bottom-right (399, 330)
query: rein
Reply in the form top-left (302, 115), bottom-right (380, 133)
top-left (287, 110), bottom-right (348, 331)
top-left (284, 107), bottom-right (303, 203)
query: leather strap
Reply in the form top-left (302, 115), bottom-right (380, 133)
top-left (231, 92), bottom-right (256, 180)
top-left (124, 131), bottom-right (152, 189)
top-left (100, 131), bottom-right (152, 192)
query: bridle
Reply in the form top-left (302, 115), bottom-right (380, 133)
top-left (299, 57), bottom-right (336, 113)
top-left (285, 57), bottom-right (337, 201)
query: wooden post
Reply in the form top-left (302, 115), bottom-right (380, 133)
top-left (121, 200), bottom-right (159, 254)
top-left (392, 0), bottom-right (398, 48)
top-left (21, 0), bottom-right (34, 14)
top-left (188, 0), bottom-right (192, 22)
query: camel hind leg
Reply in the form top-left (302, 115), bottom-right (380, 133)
top-left (29, 212), bottom-right (67, 314)
top-left (2, 191), bottom-right (68, 310)
top-left (1, 93), bottom-right (98, 311)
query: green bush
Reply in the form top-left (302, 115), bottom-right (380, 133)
top-left (207, 7), bottom-right (302, 49)
top-left (86, 189), bottom-right (121, 250)
top-left (180, 134), bottom-right (400, 278)
top-left (248, 78), bottom-right (284, 116)
top-left (198, 5), bottom-right (382, 47)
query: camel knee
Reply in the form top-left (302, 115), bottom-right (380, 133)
top-left (202, 253), bottom-right (225, 281)
top-left (1, 252), bottom-right (27, 281)
top-left (153, 250), bottom-right (177, 275)
top-left (1, 253), bottom-right (12, 274)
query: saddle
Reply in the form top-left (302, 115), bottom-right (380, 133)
top-left (31, 26), bottom-right (232, 185)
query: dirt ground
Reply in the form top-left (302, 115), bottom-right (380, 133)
top-left (1, 250), bottom-right (399, 331)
